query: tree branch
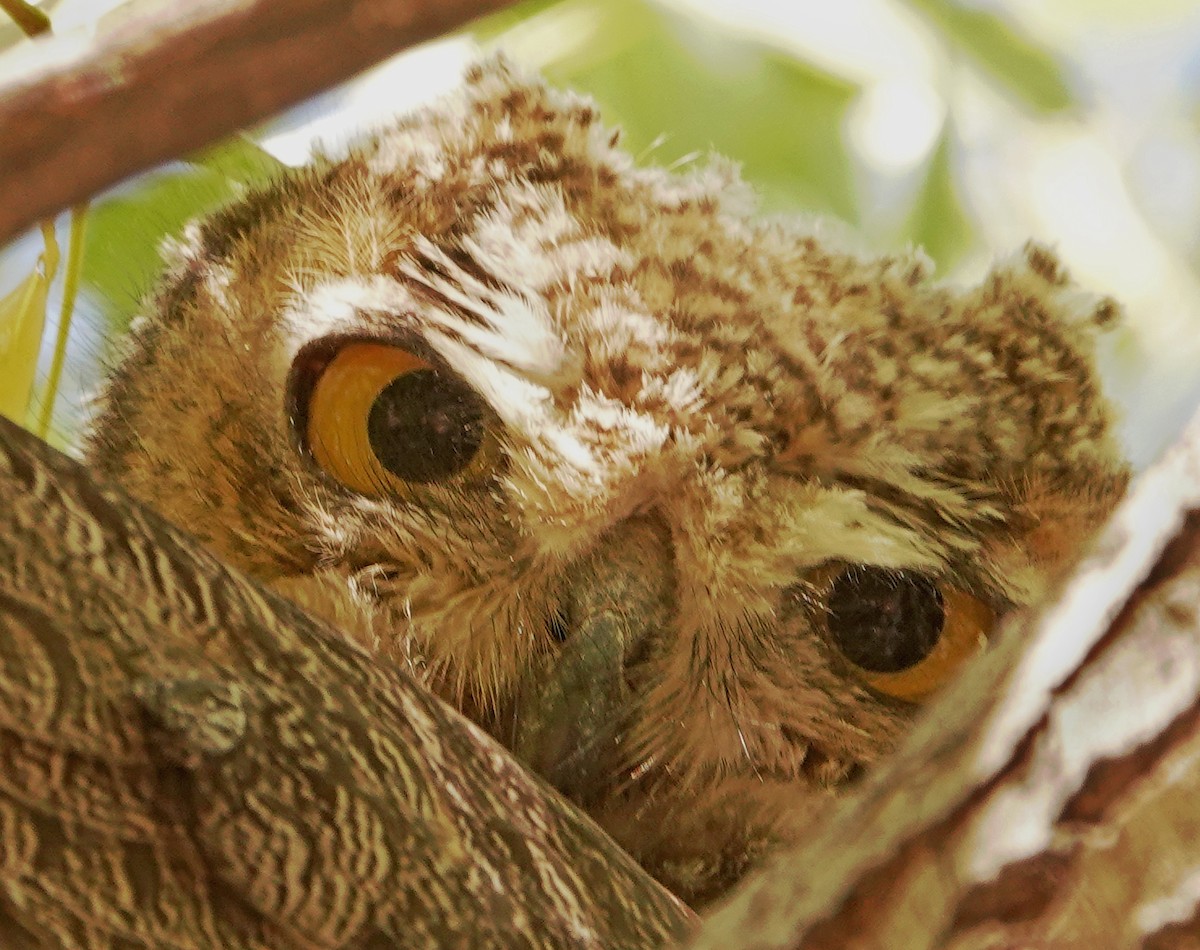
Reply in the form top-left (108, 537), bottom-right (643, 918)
top-left (692, 406), bottom-right (1200, 949)
top-left (0, 414), bottom-right (693, 947)
top-left (0, 0), bottom-right (515, 246)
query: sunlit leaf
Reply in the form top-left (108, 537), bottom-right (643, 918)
top-left (191, 134), bottom-right (287, 185)
top-left (0, 274), bottom-right (50, 422)
top-left (904, 127), bottom-right (974, 270)
top-left (0, 222), bottom-right (58, 423)
top-left (470, 0), bottom-right (564, 41)
top-left (902, 0), bottom-right (1074, 113)
top-left (36, 205), bottom-right (88, 438)
top-left (488, 0), bottom-right (860, 222)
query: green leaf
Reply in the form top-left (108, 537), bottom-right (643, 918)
top-left (903, 0), bottom-right (1074, 113)
top-left (485, 0), bottom-right (860, 222)
top-left (469, 0), bottom-right (567, 42)
top-left (36, 205), bottom-right (88, 439)
top-left (0, 222), bottom-right (57, 424)
top-left (82, 138), bottom-right (281, 334)
top-left (0, 275), bottom-right (49, 421)
top-left (191, 135), bottom-right (287, 185)
top-left (904, 127), bottom-right (975, 270)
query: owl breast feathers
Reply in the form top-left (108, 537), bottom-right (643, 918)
top-left (86, 58), bottom-right (1128, 903)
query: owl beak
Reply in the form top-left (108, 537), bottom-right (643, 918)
top-left (512, 514), bottom-right (674, 804)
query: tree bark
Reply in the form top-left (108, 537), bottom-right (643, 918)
top-left (0, 0), bottom-right (516, 246)
top-left (0, 414), bottom-right (693, 948)
top-left (692, 407), bottom-right (1200, 949)
top-left (6, 2), bottom-right (1200, 945)
top-left (7, 399), bottom-right (1200, 950)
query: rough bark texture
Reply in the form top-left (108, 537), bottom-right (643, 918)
top-left (0, 0), bottom-right (515, 245)
top-left (692, 407), bottom-right (1200, 949)
top-left (5, 403), bottom-right (1199, 950)
top-left (0, 415), bottom-right (693, 948)
top-left (5, 2), bottom-right (1200, 945)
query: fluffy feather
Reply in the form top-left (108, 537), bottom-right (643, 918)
top-left (86, 58), bottom-right (1128, 904)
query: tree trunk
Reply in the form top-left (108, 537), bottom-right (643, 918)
top-left (0, 415), bottom-right (693, 948)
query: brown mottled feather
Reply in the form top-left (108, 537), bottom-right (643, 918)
top-left (84, 58), bottom-right (1128, 903)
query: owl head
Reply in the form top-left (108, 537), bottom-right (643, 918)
top-left (86, 58), bottom-right (1128, 903)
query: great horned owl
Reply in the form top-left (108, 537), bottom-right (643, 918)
top-left (84, 59), bottom-right (1129, 904)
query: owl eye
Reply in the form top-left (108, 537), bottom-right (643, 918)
top-left (821, 565), bottom-right (994, 702)
top-left (303, 342), bottom-right (491, 495)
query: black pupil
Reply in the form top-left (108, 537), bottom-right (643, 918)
top-left (367, 370), bottom-right (485, 483)
top-left (826, 567), bottom-right (944, 673)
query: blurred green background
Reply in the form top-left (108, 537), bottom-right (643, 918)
top-left (2, 0), bottom-right (1199, 468)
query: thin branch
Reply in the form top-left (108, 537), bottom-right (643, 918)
top-left (0, 0), bottom-right (516, 246)
top-left (0, 0), bottom-right (51, 38)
